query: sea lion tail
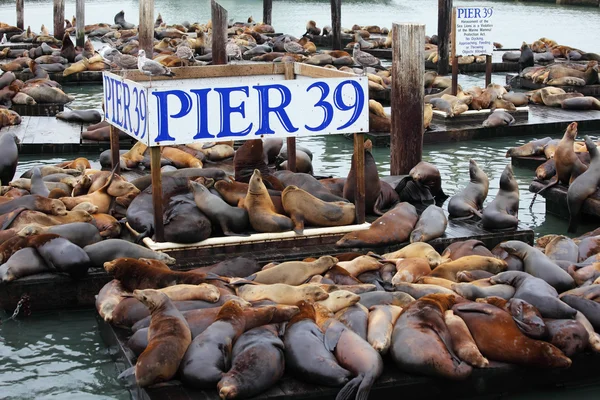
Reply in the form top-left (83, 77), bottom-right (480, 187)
top-left (336, 375), bottom-right (362, 400)
top-left (356, 374), bottom-right (375, 400)
top-left (117, 366), bottom-right (137, 388)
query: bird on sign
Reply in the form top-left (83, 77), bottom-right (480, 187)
top-left (137, 49), bottom-right (175, 85)
top-left (283, 37), bottom-right (305, 55)
top-left (352, 43), bottom-right (386, 75)
top-left (107, 48), bottom-right (138, 70)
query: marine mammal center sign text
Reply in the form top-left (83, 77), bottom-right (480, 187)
top-left (454, 7), bottom-right (494, 57)
top-left (102, 71), bottom-right (369, 146)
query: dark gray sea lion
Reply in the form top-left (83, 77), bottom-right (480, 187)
top-left (274, 170), bottom-right (347, 202)
top-left (482, 164), bottom-right (519, 230)
top-left (0, 247), bottom-right (47, 282)
top-left (0, 131), bottom-right (19, 185)
top-left (490, 271), bottom-right (576, 319)
top-left (83, 239), bottom-right (175, 268)
top-left (189, 180), bottom-right (249, 235)
top-left (262, 137), bottom-right (284, 164)
top-left (567, 136), bottom-right (600, 232)
top-left (561, 97), bottom-right (600, 111)
top-left (189, 257), bottom-right (261, 278)
top-left (130, 168), bottom-right (228, 191)
top-left (499, 241), bottom-right (575, 292)
top-left (410, 205), bottom-right (447, 243)
top-left (482, 110), bottom-right (515, 128)
top-left (29, 168), bottom-right (50, 197)
top-left (334, 304), bottom-right (369, 340)
top-left (544, 319), bottom-right (588, 357)
top-left (560, 295), bottom-right (600, 332)
top-left (452, 282), bottom-right (515, 300)
top-left (56, 109), bottom-right (102, 124)
top-left (114, 10), bottom-right (135, 30)
top-left (448, 160), bottom-right (489, 219)
top-left (518, 42), bottom-right (534, 72)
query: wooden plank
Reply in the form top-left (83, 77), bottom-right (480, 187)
top-left (330, 0), bottom-right (342, 50)
top-left (284, 62), bottom-right (296, 172)
top-left (75, 0), bottom-right (85, 48)
top-left (151, 146), bottom-right (164, 242)
top-left (53, 0), bottom-right (65, 40)
top-left (110, 125), bottom-right (121, 174)
top-left (139, 0), bottom-right (154, 56)
top-left (437, 0), bottom-right (452, 75)
top-left (112, 63), bottom-right (283, 82)
top-left (294, 62), bottom-right (355, 78)
top-left (211, 0), bottom-right (228, 66)
top-left (16, 0), bottom-right (24, 30)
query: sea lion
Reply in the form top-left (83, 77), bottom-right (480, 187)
top-left (482, 110), bottom-right (514, 128)
top-left (278, 150), bottom-right (314, 174)
top-left (409, 161), bottom-right (446, 200)
top-left (273, 171), bottom-right (349, 202)
top-left (84, 239), bottom-right (174, 268)
top-left (334, 303), bottom-right (369, 340)
top-left (179, 299), bottom-right (248, 388)
top-left (452, 301), bottom-right (571, 368)
top-left (6, 209), bottom-right (93, 231)
top-left (451, 282), bottom-right (515, 300)
top-left (367, 305), bottom-right (403, 355)
top-left (482, 164), bottom-right (519, 230)
top-left (567, 136), bottom-right (600, 232)
top-left (104, 258), bottom-right (218, 292)
top-left (536, 159), bottom-right (556, 181)
top-left (313, 303), bottom-right (383, 400)
top-left (544, 319), bottom-right (588, 357)
top-left (391, 258), bottom-right (431, 284)
top-left (383, 242), bottom-right (443, 268)
top-left (161, 146), bottom-right (203, 168)
top-left (429, 255), bottom-right (507, 281)
top-left (544, 235), bottom-right (579, 263)
top-left (441, 239), bottom-right (493, 262)
top-left (244, 169), bottom-right (293, 233)
top-left (502, 92), bottom-right (528, 107)
top-left (17, 221), bottom-right (100, 248)
top-left (560, 295), bottom-right (600, 331)
top-left (218, 324), bottom-right (285, 400)
top-left (246, 256), bottom-right (337, 285)
top-left (283, 301), bottom-right (351, 387)
top-left (448, 159), bottom-right (489, 219)
top-left (56, 109), bottom-right (102, 123)
top-left (317, 290), bottom-right (360, 313)
top-left (319, 178), bottom-right (346, 198)
top-left (343, 139), bottom-right (381, 215)
top-left (337, 255), bottom-right (382, 277)
top-left (562, 96), bottom-right (600, 111)
top-left (392, 282), bottom-right (457, 298)
top-left (188, 180), bottom-right (249, 236)
top-left (575, 311), bottom-right (600, 353)
top-left (96, 279), bottom-right (128, 322)
top-left (282, 185), bottom-right (355, 234)
top-left (0, 131), bottom-right (19, 185)
top-left (156, 283), bottom-right (220, 302)
top-left (456, 270), bottom-right (494, 282)
top-left (262, 137), bottom-right (284, 164)
top-left (506, 137), bottom-right (552, 157)
top-left (443, 309), bottom-right (489, 367)
top-left (336, 202), bottom-right (418, 248)
top-left (391, 294), bottom-right (472, 379)
top-left (491, 271), bottom-right (576, 319)
top-left (0, 194), bottom-right (66, 216)
top-left (131, 289), bottom-right (191, 387)
top-left (0, 247), bottom-right (47, 282)
top-left (519, 42), bottom-right (534, 72)
top-left (479, 297), bottom-right (548, 340)
top-left (234, 140), bottom-right (282, 189)
top-left (190, 257), bottom-right (262, 278)
top-left (498, 241), bottom-right (574, 292)
top-left (237, 283), bottom-right (329, 304)
top-left (410, 205), bottom-right (447, 243)
top-left (91, 213), bottom-right (121, 238)
top-left (358, 291), bottom-right (414, 308)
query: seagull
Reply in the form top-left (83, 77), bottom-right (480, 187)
top-left (283, 37), bottom-right (305, 54)
top-left (137, 49), bottom-right (175, 86)
top-left (226, 39), bottom-right (242, 61)
top-left (354, 33), bottom-right (374, 49)
top-left (175, 45), bottom-right (195, 62)
top-left (109, 49), bottom-right (138, 70)
top-left (352, 43), bottom-right (386, 75)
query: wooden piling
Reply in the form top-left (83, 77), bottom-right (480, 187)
top-left (485, 54), bottom-right (492, 87)
top-left (450, 7), bottom-right (458, 96)
top-left (330, 0), bottom-right (342, 50)
top-left (53, 0), bottom-right (65, 40)
top-left (150, 147), bottom-right (164, 243)
top-left (353, 133), bottom-right (366, 224)
top-left (211, 0), bottom-right (228, 65)
top-left (437, 0), bottom-right (452, 75)
top-left (390, 23), bottom-right (425, 176)
top-left (263, 0), bottom-right (272, 25)
top-left (139, 0), bottom-right (154, 56)
top-left (16, 0), bottom-right (24, 30)
top-left (109, 126), bottom-right (121, 175)
top-left (75, 0), bottom-right (85, 48)
top-left (284, 62), bottom-right (297, 172)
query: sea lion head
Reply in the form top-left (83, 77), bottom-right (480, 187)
top-left (107, 179), bottom-right (140, 197)
top-left (247, 169), bottom-right (265, 195)
top-left (302, 284), bottom-right (330, 301)
top-left (499, 164), bottom-right (518, 192)
top-left (17, 224), bottom-right (44, 237)
top-left (0, 264), bottom-right (16, 282)
top-left (216, 298), bottom-right (249, 324)
top-left (315, 255), bottom-right (339, 269)
top-left (103, 257), bottom-right (132, 274)
top-left (50, 199), bottom-right (68, 216)
top-left (133, 288), bottom-right (168, 312)
top-left (188, 179), bottom-right (208, 196)
top-left (320, 290), bottom-right (359, 312)
top-left (288, 300), bottom-right (317, 325)
top-left (564, 122), bottom-right (578, 141)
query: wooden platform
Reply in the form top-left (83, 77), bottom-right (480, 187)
top-left (0, 116), bottom-right (135, 154)
top-left (529, 179), bottom-right (600, 221)
top-left (511, 155), bottom-right (547, 169)
top-left (0, 218), bottom-right (534, 312)
top-left (365, 104), bottom-right (600, 147)
top-left (12, 70), bottom-right (104, 85)
top-left (98, 313), bottom-right (600, 400)
top-left (511, 76), bottom-right (600, 96)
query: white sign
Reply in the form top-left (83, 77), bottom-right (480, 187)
top-left (454, 7), bottom-right (494, 57)
top-left (102, 72), bottom-right (369, 146)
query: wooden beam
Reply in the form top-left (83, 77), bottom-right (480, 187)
top-left (485, 54), bottom-right (492, 87)
top-left (150, 146), bottom-right (164, 242)
top-left (263, 0), bottom-right (272, 25)
top-left (330, 0), bottom-right (342, 50)
top-left (139, 0), bottom-right (154, 56)
top-left (75, 0), bottom-right (85, 48)
top-left (451, 7), bottom-right (458, 95)
top-left (437, 0), bottom-right (452, 75)
top-left (211, 0), bottom-right (228, 66)
top-left (53, 0), bottom-right (65, 40)
top-left (390, 23), bottom-right (425, 175)
top-left (294, 62), bottom-right (355, 78)
top-left (111, 63), bottom-right (284, 81)
top-left (16, 0), bottom-right (24, 30)
top-left (284, 62), bottom-right (296, 172)
top-left (353, 133), bottom-right (366, 224)
top-left (109, 125), bottom-right (121, 175)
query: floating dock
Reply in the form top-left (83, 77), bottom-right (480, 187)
top-left (511, 155), bottom-right (547, 169)
top-left (529, 179), bottom-right (600, 221)
top-left (510, 76), bottom-right (600, 97)
top-left (97, 315), bottom-right (600, 400)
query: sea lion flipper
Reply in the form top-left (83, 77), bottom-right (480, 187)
top-left (453, 302), bottom-right (493, 315)
top-left (117, 366), bottom-right (136, 387)
top-left (291, 214), bottom-right (305, 235)
top-left (323, 323), bottom-right (344, 352)
top-left (336, 375), bottom-right (362, 400)
top-left (530, 176), bottom-right (558, 207)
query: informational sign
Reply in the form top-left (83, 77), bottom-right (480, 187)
top-left (102, 72), bottom-right (369, 146)
top-left (454, 7), bottom-right (494, 57)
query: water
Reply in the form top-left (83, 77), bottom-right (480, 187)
top-left (1, 1), bottom-right (600, 398)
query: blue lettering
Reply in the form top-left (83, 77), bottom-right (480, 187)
top-left (305, 81), bottom-right (333, 131)
top-left (122, 82), bottom-right (132, 131)
top-left (214, 86), bottom-right (252, 138)
top-left (467, 8), bottom-right (473, 18)
top-left (457, 8), bottom-right (465, 18)
top-left (115, 81), bottom-right (123, 127)
top-left (253, 84), bottom-right (297, 135)
top-left (474, 8), bottom-right (481, 18)
top-left (139, 90), bottom-right (147, 139)
top-left (110, 78), bottom-right (117, 125)
top-left (151, 90), bottom-right (192, 143)
top-left (103, 75), bottom-right (112, 120)
top-left (334, 80), bottom-right (365, 130)
top-left (190, 88), bottom-right (214, 140)
top-left (132, 87), bottom-right (140, 136)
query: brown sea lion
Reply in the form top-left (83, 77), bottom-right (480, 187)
top-left (367, 305), bottom-right (403, 355)
top-left (383, 242), bottom-right (443, 268)
top-left (429, 255), bottom-right (506, 281)
top-left (274, 170), bottom-right (348, 202)
top-left (506, 137), bottom-right (552, 157)
top-left (214, 180), bottom-right (286, 215)
top-left (452, 301), bottom-right (571, 368)
top-left (441, 239), bottom-right (493, 261)
top-left (343, 139), bottom-right (381, 215)
top-left (161, 146), bottom-right (203, 168)
top-left (544, 319), bottom-right (588, 357)
top-left (391, 258), bottom-right (431, 284)
top-left (567, 136), bottom-right (600, 232)
top-left (443, 309), bottom-right (489, 367)
top-left (6, 209), bottom-right (92, 230)
top-left (482, 164), bottom-right (519, 230)
top-left (336, 202), bottom-right (418, 248)
top-left (319, 177), bottom-right (346, 197)
top-left (234, 139), bottom-right (283, 190)
top-left (448, 159), bottom-right (489, 219)
top-left (562, 96), bottom-right (600, 111)
top-left (132, 289), bottom-right (191, 387)
top-left (237, 283), bottom-right (329, 304)
top-left (244, 169), bottom-right (293, 233)
top-left (0, 194), bottom-right (66, 216)
top-left (246, 256), bottom-right (338, 285)
top-left (337, 255), bottom-right (382, 277)
top-left (544, 235), bottom-right (579, 263)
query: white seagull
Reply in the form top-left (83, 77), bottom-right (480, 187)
top-left (137, 49), bottom-right (175, 86)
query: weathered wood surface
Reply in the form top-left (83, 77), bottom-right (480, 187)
top-left (98, 314), bottom-right (600, 400)
top-left (437, 0), bottom-right (452, 75)
top-left (0, 217), bottom-right (534, 311)
top-left (211, 0), bottom-right (228, 66)
top-left (16, 0), bottom-right (24, 30)
top-left (330, 0), bottom-right (342, 50)
top-left (75, 0), bottom-right (85, 48)
top-left (390, 23), bottom-right (424, 175)
top-left (150, 146), bottom-right (165, 242)
top-left (263, 0), bottom-right (272, 25)
top-left (139, 0), bottom-right (154, 56)
top-left (529, 179), bottom-right (600, 221)
top-left (53, 0), bottom-right (65, 40)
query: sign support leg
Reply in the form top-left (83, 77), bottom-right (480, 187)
top-left (263, 0), bottom-right (272, 25)
top-left (353, 133), bottom-right (365, 224)
top-left (450, 7), bottom-right (458, 96)
top-left (150, 147), bottom-right (165, 243)
top-left (485, 54), bottom-right (492, 87)
top-left (16, 0), bottom-right (24, 30)
top-left (53, 0), bottom-right (65, 40)
top-left (109, 126), bottom-right (121, 175)
top-left (284, 62), bottom-right (297, 172)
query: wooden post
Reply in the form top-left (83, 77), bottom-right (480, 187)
top-left (451, 7), bottom-right (458, 96)
top-left (75, 0), bottom-right (85, 48)
top-left (263, 0), bottom-right (272, 25)
top-left (109, 126), bottom-right (121, 175)
top-left (139, 0), bottom-right (154, 56)
top-left (284, 62), bottom-right (296, 172)
top-left (390, 23), bottom-right (425, 176)
top-left (330, 0), bottom-right (341, 50)
top-left (211, 0), bottom-right (227, 65)
top-left (16, 0), bottom-right (24, 30)
top-left (485, 54), bottom-right (492, 87)
top-left (353, 133), bottom-right (365, 224)
top-left (150, 147), bottom-right (164, 242)
top-left (437, 0), bottom-right (452, 75)
top-left (53, 0), bottom-right (65, 40)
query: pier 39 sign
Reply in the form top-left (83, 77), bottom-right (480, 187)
top-left (455, 6), bottom-right (495, 57)
top-left (102, 71), bottom-right (369, 146)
